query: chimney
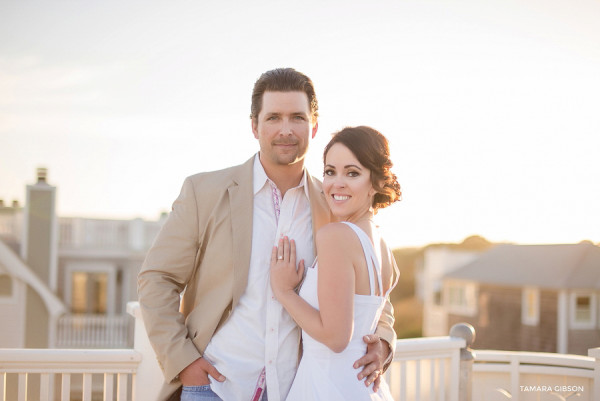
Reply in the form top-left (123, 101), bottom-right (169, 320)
top-left (22, 167), bottom-right (58, 348)
top-left (37, 167), bottom-right (48, 184)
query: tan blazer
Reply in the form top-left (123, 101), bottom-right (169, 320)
top-left (138, 155), bottom-right (396, 401)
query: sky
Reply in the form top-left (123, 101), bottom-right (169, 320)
top-left (1, 0), bottom-right (599, 248)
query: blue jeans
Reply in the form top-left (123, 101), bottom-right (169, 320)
top-left (180, 385), bottom-right (268, 401)
top-left (180, 385), bottom-right (221, 401)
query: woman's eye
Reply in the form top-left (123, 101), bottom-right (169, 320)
top-left (348, 171), bottom-right (359, 177)
top-left (324, 169), bottom-right (334, 176)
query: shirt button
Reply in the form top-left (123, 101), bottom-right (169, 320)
top-left (270, 328), bottom-right (274, 332)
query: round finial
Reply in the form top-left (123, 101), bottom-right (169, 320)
top-left (450, 323), bottom-right (476, 347)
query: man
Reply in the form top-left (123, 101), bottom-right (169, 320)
top-left (138, 68), bottom-right (396, 401)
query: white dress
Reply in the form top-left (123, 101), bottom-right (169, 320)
top-left (286, 222), bottom-right (396, 401)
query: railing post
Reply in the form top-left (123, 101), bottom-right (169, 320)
top-left (588, 347), bottom-right (600, 400)
top-left (127, 301), bottom-right (164, 401)
top-left (450, 323), bottom-right (476, 401)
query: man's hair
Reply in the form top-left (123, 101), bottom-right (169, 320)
top-left (250, 68), bottom-right (319, 123)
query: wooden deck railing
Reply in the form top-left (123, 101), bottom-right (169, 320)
top-left (56, 314), bottom-right (133, 349)
top-left (0, 349), bottom-right (140, 401)
top-left (1, 302), bottom-right (599, 401)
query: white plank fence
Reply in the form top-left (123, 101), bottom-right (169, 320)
top-left (1, 302), bottom-right (600, 401)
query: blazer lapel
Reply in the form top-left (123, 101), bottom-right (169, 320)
top-left (307, 173), bottom-right (332, 247)
top-left (228, 157), bottom-right (254, 308)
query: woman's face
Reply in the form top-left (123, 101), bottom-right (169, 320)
top-left (323, 143), bottom-right (376, 221)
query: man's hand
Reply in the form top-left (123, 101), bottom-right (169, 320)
top-left (179, 357), bottom-right (226, 386)
top-left (353, 334), bottom-right (391, 392)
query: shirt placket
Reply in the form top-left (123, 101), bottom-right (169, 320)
top-left (255, 181), bottom-right (285, 401)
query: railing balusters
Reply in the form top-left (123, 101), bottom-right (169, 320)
top-left (429, 359), bottom-right (436, 401)
top-left (415, 359), bottom-right (421, 400)
top-left (400, 360), bottom-right (407, 401)
top-left (40, 373), bottom-right (51, 401)
top-left (61, 374), bottom-right (70, 401)
top-left (56, 314), bottom-right (132, 348)
top-left (17, 373), bottom-right (26, 401)
top-left (83, 373), bottom-right (93, 401)
top-left (116, 373), bottom-right (127, 401)
top-left (439, 358), bottom-right (446, 401)
top-left (104, 373), bottom-right (114, 401)
top-left (0, 373), bottom-right (5, 401)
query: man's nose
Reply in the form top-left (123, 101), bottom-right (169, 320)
top-left (279, 120), bottom-right (293, 135)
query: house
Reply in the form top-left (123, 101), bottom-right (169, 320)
top-left (418, 246), bottom-right (482, 337)
top-left (415, 236), bottom-right (493, 337)
top-left (0, 168), bottom-right (164, 348)
top-left (439, 242), bottom-right (600, 355)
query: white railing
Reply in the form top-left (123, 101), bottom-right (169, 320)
top-left (56, 314), bottom-right (133, 349)
top-left (473, 350), bottom-right (596, 401)
top-left (0, 349), bottom-right (140, 401)
top-left (385, 335), bottom-right (465, 401)
top-left (58, 218), bottom-right (161, 252)
top-left (1, 303), bottom-right (599, 401)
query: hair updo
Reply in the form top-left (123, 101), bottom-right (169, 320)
top-left (323, 126), bottom-right (401, 211)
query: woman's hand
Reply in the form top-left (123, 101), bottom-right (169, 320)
top-left (270, 236), bottom-right (305, 298)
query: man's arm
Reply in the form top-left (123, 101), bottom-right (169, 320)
top-left (354, 299), bottom-right (396, 390)
top-left (137, 177), bottom-right (205, 383)
top-left (354, 244), bottom-right (398, 390)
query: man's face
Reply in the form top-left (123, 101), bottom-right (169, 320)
top-left (252, 91), bottom-right (318, 169)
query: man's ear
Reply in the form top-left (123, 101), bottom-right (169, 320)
top-left (251, 118), bottom-right (259, 139)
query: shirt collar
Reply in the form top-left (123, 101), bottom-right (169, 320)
top-left (253, 153), bottom-right (310, 199)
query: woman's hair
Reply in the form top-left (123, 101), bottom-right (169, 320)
top-left (323, 126), bottom-right (401, 211)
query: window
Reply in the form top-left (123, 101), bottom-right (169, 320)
top-left (445, 280), bottom-right (477, 316)
top-left (570, 292), bottom-right (596, 329)
top-left (71, 272), bottom-right (108, 314)
top-left (522, 287), bottom-right (540, 326)
top-left (0, 274), bottom-right (13, 297)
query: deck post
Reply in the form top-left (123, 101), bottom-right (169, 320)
top-left (128, 301), bottom-right (164, 401)
top-left (589, 347), bottom-right (600, 401)
top-left (450, 323), bottom-right (476, 401)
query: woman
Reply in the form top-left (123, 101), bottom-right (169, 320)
top-left (270, 126), bottom-right (401, 400)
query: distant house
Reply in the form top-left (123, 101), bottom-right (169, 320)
top-left (0, 168), bottom-right (164, 348)
top-left (438, 243), bottom-right (600, 355)
top-left (417, 246), bottom-right (482, 337)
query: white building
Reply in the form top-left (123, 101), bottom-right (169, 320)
top-left (0, 168), bottom-right (164, 348)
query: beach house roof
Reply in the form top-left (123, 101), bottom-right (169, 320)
top-left (445, 242), bottom-right (600, 290)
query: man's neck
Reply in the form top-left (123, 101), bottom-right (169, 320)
top-left (260, 158), bottom-right (305, 197)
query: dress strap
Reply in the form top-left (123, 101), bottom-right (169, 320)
top-left (342, 222), bottom-right (383, 297)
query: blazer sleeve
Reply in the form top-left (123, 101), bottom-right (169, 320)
top-left (375, 245), bottom-right (398, 371)
top-left (375, 298), bottom-right (396, 371)
top-left (137, 177), bottom-right (203, 383)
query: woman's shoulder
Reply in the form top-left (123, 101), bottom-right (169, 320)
top-left (316, 222), bottom-right (360, 248)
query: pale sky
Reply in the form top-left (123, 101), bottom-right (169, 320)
top-left (1, 0), bottom-right (599, 248)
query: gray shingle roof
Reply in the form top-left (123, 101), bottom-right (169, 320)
top-left (445, 242), bottom-right (600, 289)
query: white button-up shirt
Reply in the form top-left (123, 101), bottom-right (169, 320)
top-left (203, 154), bottom-right (315, 401)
